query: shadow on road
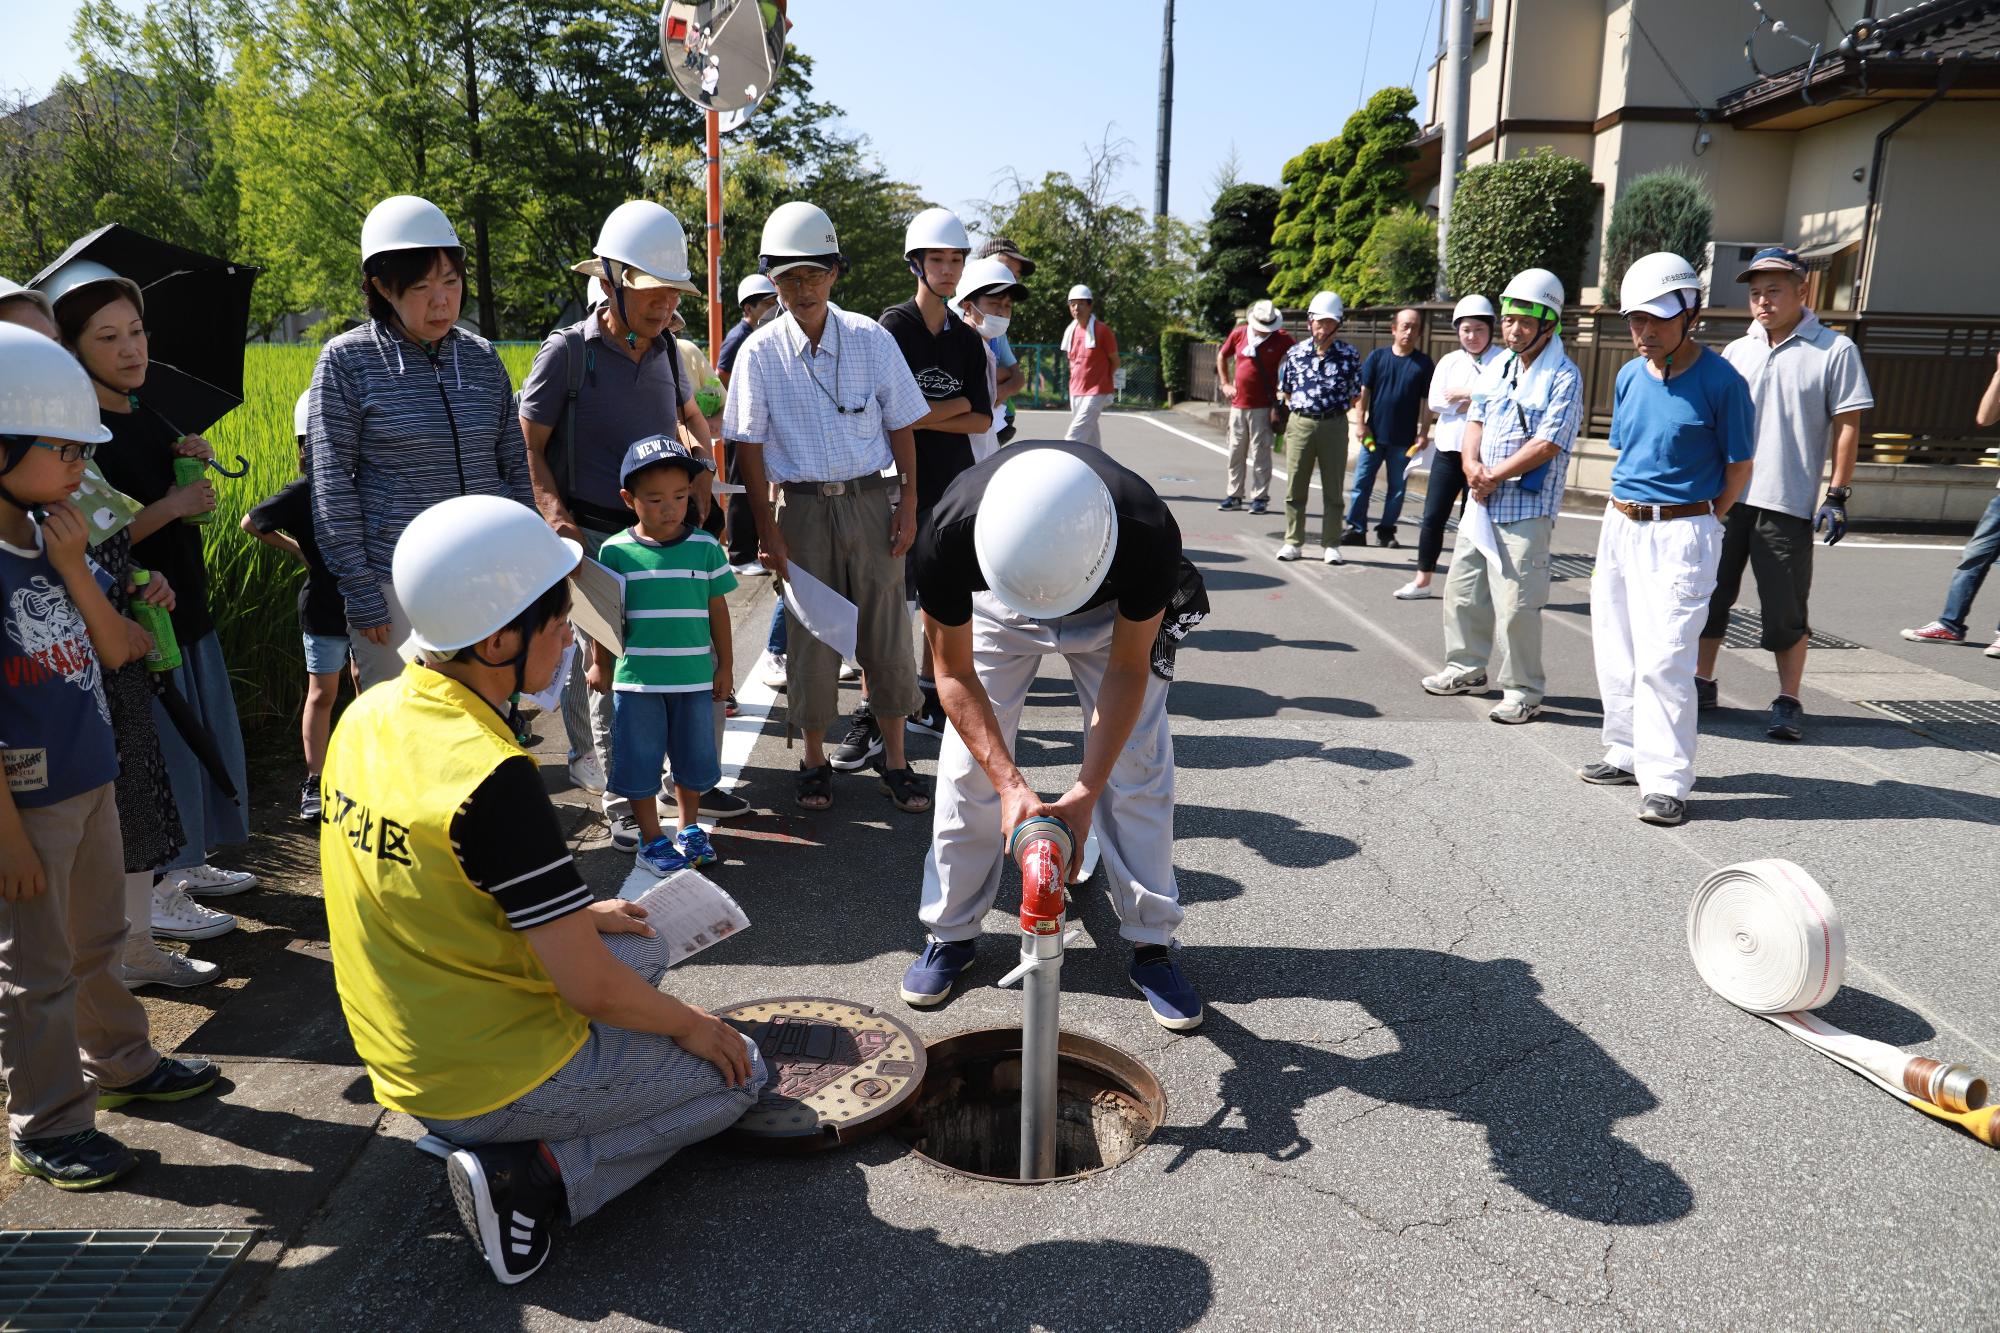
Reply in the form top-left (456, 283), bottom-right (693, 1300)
top-left (1187, 629), bottom-right (1356, 655)
top-left (1169, 680), bottom-right (1381, 721)
top-left (1691, 772), bottom-right (2000, 824)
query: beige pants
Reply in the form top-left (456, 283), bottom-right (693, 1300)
top-left (776, 484), bottom-right (920, 735)
top-left (0, 783), bottom-right (158, 1140)
top-left (1441, 513), bottom-right (1554, 707)
top-left (349, 579), bottom-right (415, 693)
top-left (1226, 406), bottom-right (1276, 503)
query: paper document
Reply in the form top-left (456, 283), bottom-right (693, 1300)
top-left (711, 481), bottom-right (746, 495)
top-left (1460, 497), bottom-right (1503, 566)
top-left (782, 563), bottom-right (859, 662)
top-left (625, 868), bottom-right (752, 966)
top-left (568, 555), bottom-right (627, 656)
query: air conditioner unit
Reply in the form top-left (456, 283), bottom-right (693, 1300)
top-left (1703, 241), bottom-right (1785, 306)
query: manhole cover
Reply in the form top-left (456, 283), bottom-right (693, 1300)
top-left (717, 997), bottom-right (926, 1153)
top-left (1858, 698), bottom-right (2000, 761)
top-left (1723, 608), bottom-right (1861, 650)
top-left (0, 1228), bottom-right (254, 1331)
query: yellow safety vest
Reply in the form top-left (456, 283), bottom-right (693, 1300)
top-left (319, 662), bottom-right (589, 1120)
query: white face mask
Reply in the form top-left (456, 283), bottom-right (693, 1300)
top-left (964, 307), bottom-right (1010, 342)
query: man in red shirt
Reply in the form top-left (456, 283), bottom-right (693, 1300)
top-left (1063, 284), bottom-right (1120, 448)
top-left (1215, 300), bottom-right (1294, 513)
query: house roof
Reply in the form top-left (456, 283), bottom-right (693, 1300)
top-left (1716, 0), bottom-right (2000, 126)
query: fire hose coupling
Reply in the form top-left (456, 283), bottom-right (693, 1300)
top-left (1009, 815), bottom-right (1074, 937)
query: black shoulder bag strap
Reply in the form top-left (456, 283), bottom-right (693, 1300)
top-left (555, 324), bottom-right (589, 509)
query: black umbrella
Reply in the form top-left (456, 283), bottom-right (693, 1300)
top-left (152, 677), bottom-right (240, 801)
top-left (32, 225), bottom-right (261, 460)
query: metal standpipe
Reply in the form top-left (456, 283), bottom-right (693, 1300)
top-left (998, 816), bottom-right (1078, 1182)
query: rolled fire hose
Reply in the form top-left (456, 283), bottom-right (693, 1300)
top-left (1688, 858), bottom-right (1997, 1147)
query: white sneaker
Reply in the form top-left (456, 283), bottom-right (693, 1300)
top-left (1276, 543), bottom-right (1302, 562)
top-left (1322, 547), bottom-right (1344, 565)
top-left (167, 863), bottom-right (257, 898)
top-left (567, 753), bottom-right (605, 794)
top-left (152, 885), bottom-right (237, 941)
top-left (122, 938), bottom-right (220, 990)
top-left (730, 560), bottom-right (769, 577)
top-left (838, 661), bottom-right (861, 683)
top-left (1394, 580), bottom-right (1435, 600)
top-left (760, 652), bottom-right (788, 691)
top-left (1987, 635), bottom-right (2000, 659)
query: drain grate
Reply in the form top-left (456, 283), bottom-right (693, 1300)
top-left (1857, 699), bottom-right (2000, 760)
top-left (1722, 609), bottom-right (1862, 650)
top-left (0, 1229), bottom-right (254, 1331)
top-left (1549, 553), bottom-right (1596, 581)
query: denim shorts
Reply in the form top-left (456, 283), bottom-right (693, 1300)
top-left (609, 690), bottom-right (720, 798)
top-left (302, 631), bottom-right (353, 676)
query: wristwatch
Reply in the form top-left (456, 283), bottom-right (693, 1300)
top-left (1825, 486), bottom-right (1852, 501)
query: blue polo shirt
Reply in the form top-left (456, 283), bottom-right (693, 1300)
top-left (1607, 350), bottom-right (1756, 506)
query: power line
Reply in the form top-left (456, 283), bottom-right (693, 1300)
top-left (1356, 0), bottom-right (1379, 112)
top-left (1630, 9), bottom-right (1706, 112)
top-left (1410, 0), bottom-right (1442, 95)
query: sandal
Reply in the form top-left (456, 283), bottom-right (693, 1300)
top-left (795, 762), bottom-right (833, 811)
top-left (878, 766), bottom-right (931, 813)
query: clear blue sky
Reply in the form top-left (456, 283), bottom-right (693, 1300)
top-left (4, 0), bottom-right (1440, 223)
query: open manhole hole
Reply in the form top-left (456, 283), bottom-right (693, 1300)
top-left (896, 1028), bottom-right (1164, 1184)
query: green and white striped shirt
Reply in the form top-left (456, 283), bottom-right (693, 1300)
top-left (598, 526), bottom-right (737, 692)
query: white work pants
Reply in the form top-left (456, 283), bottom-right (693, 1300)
top-left (1065, 394), bottom-right (1111, 448)
top-left (1590, 506), bottom-right (1724, 799)
top-left (919, 595), bottom-right (1183, 946)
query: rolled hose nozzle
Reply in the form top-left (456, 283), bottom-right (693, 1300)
top-left (1010, 815), bottom-right (1073, 936)
top-left (1903, 1057), bottom-right (1989, 1114)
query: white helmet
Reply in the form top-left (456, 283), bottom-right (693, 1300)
top-left (293, 390), bottom-right (311, 439)
top-left (903, 206), bottom-right (971, 258)
top-left (759, 201), bottom-right (842, 278)
top-left (737, 273), bottom-right (778, 304)
top-left (576, 200), bottom-right (700, 294)
top-left (1450, 294), bottom-right (1496, 324)
top-left (1619, 251), bottom-right (1702, 319)
top-left (973, 450), bottom-right (1119, 620)
top-left (1067, 284), bottom-right (1095, 303)
top-left (0, 277), bottom-right (54, 324)
top-left (361, 195), bottom-right (461, 265)
top-left (1499, 268), bottom-right (1565, 315)
top-left (953, 257), bottom-right (1027, 306)
top-left (1307, 291), bottom-right (1345, 322)
top-left (34, 259), bottom-right (144, 318)
top-left (393, 495), bottom-right (582, 655)
top-left (0, 323), bottom-right (112, 444)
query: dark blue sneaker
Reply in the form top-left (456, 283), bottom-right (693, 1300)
top-left (97, 1056), bottom-right (218, 1110)
top-left (1216, 496), bottom-right (1241, 511)
top-left (1130, 947), bottom-right (1203, 1031)
top-left (636, 835), bottom-right (691, 878)
top-left (1766, 695), bottom-right (1804, 741)
top-left (899, 937), bottom-right (978, 1007)
top-left (10, 1129), bottom-right (137, 1191)
top-left (674, 825), bottom-right (718, 868)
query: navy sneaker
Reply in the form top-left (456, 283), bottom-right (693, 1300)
top-left (1694, 675), bottom-right (1719, 712)
top-left (1248, 497), bottom-right (1269, 515)
top-left (97, 1056), bottom-right (218, 1110)
top-left (636, 835), bottom-right (691, 878)
top-left (1130, 947), bottom-right (1203, 1031)
top-left (446, 1141), bottom-right (563, 1285)
top-left (1216, 496), bottom-right (1241, 511)
top-left (899, 937), bottom-right (978, 1007)
top-left (674, 825), bottom-right (718, 868)
top-left (1766, 695), bottom-right (1804, 741)
top-left (10, 1129), bottom-right (137, 1191)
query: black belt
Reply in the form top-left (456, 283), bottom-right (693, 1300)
top-left (780, 474), bottom-right (897, 496)
top-left (1293, 410), bottom-right (1345, 420)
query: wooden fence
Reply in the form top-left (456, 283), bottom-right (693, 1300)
top-left (1190, 303), bottom-right (2000, 465)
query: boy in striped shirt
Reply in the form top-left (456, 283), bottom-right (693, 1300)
top-left (587, 436), bottom-right (736, 877)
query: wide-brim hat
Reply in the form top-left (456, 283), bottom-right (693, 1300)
top-left (569, 257), bottom-right (700, 296)
top-left (1247, 299), bottom-right (1282, 333)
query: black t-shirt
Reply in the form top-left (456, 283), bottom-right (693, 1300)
top-left (914, 442), bottom-right (1182, 628)
top-left (247, 477), bottom-right (348, 637)
top-left (878, 300), bottom-right (992, 514)
top-left (94, 407), bottom-right (214, 644)
top-left (450, 753), bottom-right (590, 930)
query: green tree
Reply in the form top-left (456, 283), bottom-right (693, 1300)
top-left (1267, 140), bottom-right (1338, 305)
top-left (1444, 147), bottom-right (1597, 306)
top-left (1268, 87), bottom-right (1421, 305)
top-left (1351, 207), bottom-right (1438, 308)
top-left (1191, 181), bottom-right (1280, 336)
top-left (1601, 167), bottom-right (1713, 307)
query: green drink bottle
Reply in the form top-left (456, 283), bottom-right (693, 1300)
top-left (129, 569), bottom-right (182, 673)
top-left (172, 456), bottom-right (213, 525)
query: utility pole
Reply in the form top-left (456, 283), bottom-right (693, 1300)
top-left (1435, 0), bottom-right (1474, 297)
top-left (1154, 0), bottom-right (1175, 220)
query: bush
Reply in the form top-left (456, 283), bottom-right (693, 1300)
top-left (1444, 148), bottom-right (1597, 306)
top-left (1268, 87), bottom-right (1420, 305)
top-left (1159, 325), bottom-right (1195, 402)
top-left (1601, 168), bottom-right (1714, 306)
top-left (1352, 207), bottom-right (1439, 308)
top-left (1192, 183), bottom-right (1282, 337)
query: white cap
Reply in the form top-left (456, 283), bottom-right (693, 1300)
top-left (294, 390), bottom-right (311, 439)
top-left (903, 207), bottom-right (971, 258)
top-left (1619, 251), bottom-right (1702, 319)
top-left (1247, 299), bottom-right (1281, 333)
top-left (0, 323), bottom-right (113, 444)
top-left (0, 277), bottom-right (54, 324)
top-left (973, 450), bottom-right (1119, 620)
top-left (1499, 268), bottom-right (1565, 316)
top-left (574, 200), bottom-right (700, 294)
top-left (1067, 284), bottom-right (1095, 303)
top-left (759, 201), bottom-right (842, 277)
top-left (737, 273), bottom-right (778, 304)
top-left (392, 495), bottom-right (582, 654)
top-left (34, 260), bottom-right (144, 318)
top-left (1307, 291), bottom-right (1345, 323)
top-left (954, 257), bottom-right (1028, 306)
top-left (1450, 294), bottom-right (1496, 323)
top-left (361, 195), bottom-right (462, 265)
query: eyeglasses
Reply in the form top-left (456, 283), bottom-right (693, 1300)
top-left (33, 440), bottom-right (97, 463)
top-left (773, 268), bottom-right (834, 292)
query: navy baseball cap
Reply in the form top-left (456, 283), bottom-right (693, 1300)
top-left (1736, 247), bottom-right (1807, 282)
top-left (618, 434), bottom-right (709, 489)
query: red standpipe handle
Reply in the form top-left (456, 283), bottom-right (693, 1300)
top-left (1011, 816), bottom-right (1072, 936)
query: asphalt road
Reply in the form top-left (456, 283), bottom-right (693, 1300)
top-left (82, 408), bottom-right (2000, 1330)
